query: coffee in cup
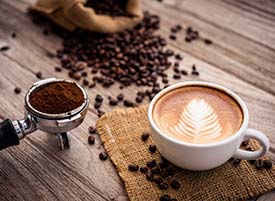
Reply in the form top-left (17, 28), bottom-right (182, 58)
top-left (153, 86), bottom-right (243, 144)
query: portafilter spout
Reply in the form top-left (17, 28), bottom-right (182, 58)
top-left (0, 78), bottom-right (89, 150)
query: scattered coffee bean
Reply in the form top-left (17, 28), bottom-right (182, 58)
top-left (166, 167), bottom-right (175, 176)
top-left (123, 99), bottom-right (134, 107)
top-left (88, 126), bottom-right (96, 134)
top-left (128, 164), bottom-right (139, 172)
top-left (94, 102), bottom-right (101, 109)
top-left (1, 46), bottom-right (10, 52)
top-left (191, 71), bottom-right (199, 76)
top-left (162, 77), bottom-right (169, 84)
top-left (169, 35), bottom-right (177, 40)
top-left (173, 74), bottom-right (181, 79)
top-left (151, 166), bottom-right (160, 174)
top-left (141, 132), bottom-right (150, 141)
top-left (263, 159), bottom-right (273, 169)
top-left (181, 69), bottom-right (188, 75)
top-left (192, 64), bottom-right (196, 71)
top-left (160, 168), bottom-right (169, 178)
top-left (99, 152), bottom-right (108, 161)
top-left (146, 172), bottom-right (154, 181)
top-left (11, 32), bottom-right (16, 38)
top-left (14, 87), bottom-right (21, 94)
top-left (159, 194), bottom-right (171, 201)
top-left (175, 54), bottom-right (183, 60)
top-left (149, 144), bottom-right (157, 153)
top-left (170, 27), bottom-right (178, 33)
top-left (159, 159), bottom-right (168, 169)
top-left (255, 159), bottom-right (264, 170)
top-left (117, 93), bottom-right (124, 101)
top-left (147, 159), bottom-right (157, 168)
top-left (81, 72), bottom-right (88, 77)
top-left (82, 79), bottom-right (89, 86)
top-left (204, 39), bottom-right (213, 45)
top-left (171, 180), bottom-right (181, 189)
top-left (175, 24), bottom-right (182, 31)
top-left (154, 176), bottom-right (163, 185)
top-left (135, 96), bottom-right (143, 103)
top-left (159, 182), bottom-right (169, 190)
top-left (109, 98), bottom-right (118, 106)
top-left (89, 81), bottom-right (96, 88)
top-left (95, 94), bottom-right (103, 103)
top-left (140, 166), bottom-right (148, 173)
top-left (232, 159), bottom-right (242, 165)
top-left (88, 136), bottom-right (95, 145)
top-left (54, 67), bottom-right (62, 72)
top-left (97, 110), bottom-right (105, 118)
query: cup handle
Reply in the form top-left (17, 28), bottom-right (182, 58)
top-left (233, 128), bottom-right (270, 160)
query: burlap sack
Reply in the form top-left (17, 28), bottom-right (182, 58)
top-left (96, 105), bottom-right (275, 201)
top-left (30, 0), bottom-right (143, 33)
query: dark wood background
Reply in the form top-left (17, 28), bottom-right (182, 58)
top-left (0, 0), bottom-right (274, 200)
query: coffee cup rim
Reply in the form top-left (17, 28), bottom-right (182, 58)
top-left (148, 81), bottom-right (249, 148)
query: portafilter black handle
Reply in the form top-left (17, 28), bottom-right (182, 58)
top-left (0, 119), bottom-right (19, 150)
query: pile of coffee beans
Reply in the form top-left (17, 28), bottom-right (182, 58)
top-left (85, 0), bottom-right (130, 17)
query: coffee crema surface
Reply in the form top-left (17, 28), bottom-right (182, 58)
top-left (153, 86), bottom-right (243, 144)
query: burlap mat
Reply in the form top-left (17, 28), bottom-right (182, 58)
top-left (96, 105), bottom-right (275, 201)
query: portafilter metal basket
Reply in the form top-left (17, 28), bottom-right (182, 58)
top-left (0, 78), bottom-right (89, 150)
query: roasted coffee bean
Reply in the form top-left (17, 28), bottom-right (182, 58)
top-left (241, 139), bottom-right (249, 146)
top-left (88, 126), bottom-right (96, 134)
top-left (166, 167), bottom-right (175, 176)
top-left (174, 62), bottom-right (179, 67)
top-left (192, 64), bottom-right (196, 71)
top-left (97, 110), bottom-right (105, 118)
top-left (1, 46), bottom-right (10, 52)
top-left (159, 194), bottom-right (171, 201)
top-left (135, 96), bottom-right (143, 103)
top-left (149, 144), bottom-right (157, 153)
top-left (170, 27), bottom-right (178, 33)
top-left (159, 159), bottom-right (168, 169)
top-left (171, 198), bottom-right (178, 201)
top-left (14, 87), bottom-right (21, 94)
top-left (160, 168), bottom-right (169, 178)
top-left (140, 166), bottom-right (148, 173)
top-left (162, 77), bottom-right (169, 84)
top-left (175, 54), bottom-right (183, 60)
top-left (159, 182), bottom-right (169, 190)
top-left (173, 74), bottom-right (181, 79)
top-left (94, 102), bottom-right (101, 109)
top-left (176, 24), bottom-right (182, 30)
top-left (204, 39), bottom-right (213, 45)
top-left (54, 67), bottom-right (62, 72)
top-left (232, 159), bottom-right (242, 165)
top-left (141, 132), bottom-right (150, 141)
top-left (191, 71), bottom-right (199, 76)
top-left (181, 69), bottom-right (188, 75)
top-left (81, 72), bottom-right (88, 77)
top-left (95, 94), bottom-right (103, 103)
top-left (123, 99), bottom-right (134, 107)
top-left (99, 152), bottom-right (108, 161)
top-left (35, 72), bottom-right (43, 79)
top-left (128, 164), bottom-right (139, 172)
top-left (263, 159), bottom-right (273, 169)
top-left (83, 79), bottom-right (89, 86)
top-left (171, 180), bottom-right (181, 189)
top-left (154, 176), bottom-right (163, 185)
top-left (88, 136), bottom-right (95, 145)
top-left (147, 159), bottom-right (157, 168)
top-left (117, 93), bottom-right (124, 101)
top-left (11, 33), bottom-right (16, 38)
top-left (185, 36), bottom-right (192, 42)
top-left (169, 35), bottom-right (177, 40)
top-left (151, 166), bottom-right (160, 174)
top-left (146, 172), bottom-right (154, 181)
top-left (109, 98), bottom-right (118, 106)
top-left (173, 67), bottom-right (180, 73)
top-left (255, 159), bottom-right (264, 170)
top-left (186, 27), bottom-right (193, 33)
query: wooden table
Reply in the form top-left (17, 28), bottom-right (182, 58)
top-left (0, 0), bottom-right (274, 200)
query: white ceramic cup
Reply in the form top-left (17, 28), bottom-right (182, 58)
top-left (148, 81), bottom-right (270, 171)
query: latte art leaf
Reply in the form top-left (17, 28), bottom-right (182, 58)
top-left (170, 99), bottom-right (222, 143)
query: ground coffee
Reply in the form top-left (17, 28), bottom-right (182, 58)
top-left (29, 81), bottom-right (84, 114)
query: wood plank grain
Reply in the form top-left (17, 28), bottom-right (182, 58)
top-left (0, 0), bottom-right (275, 200)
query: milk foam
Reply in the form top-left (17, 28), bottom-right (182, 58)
top-left (168, 99), bottom-right (223, 143)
